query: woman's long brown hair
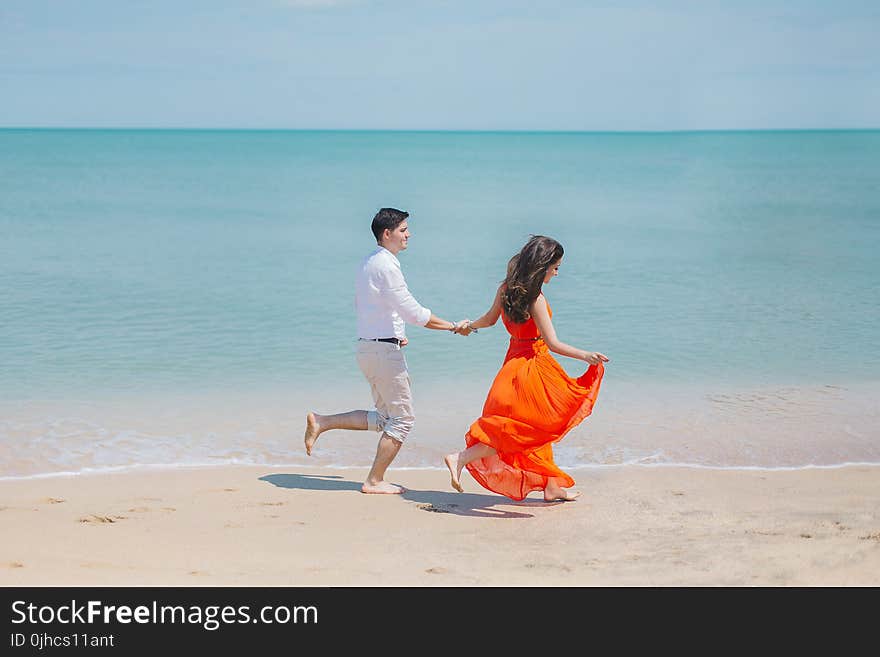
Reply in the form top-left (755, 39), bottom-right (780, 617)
top-left (501, 235), bottom-right (564, 323)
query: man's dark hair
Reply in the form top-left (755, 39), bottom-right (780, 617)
top-left (371, 207), bottom-right (409, 242)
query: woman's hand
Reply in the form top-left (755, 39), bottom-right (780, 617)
top-left (583, 351), bottom-right (609, 365)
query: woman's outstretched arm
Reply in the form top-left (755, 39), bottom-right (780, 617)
top-left (530, 294), bottom-right (609, 365)
top-left (465, 284), bottom-right (504, 331)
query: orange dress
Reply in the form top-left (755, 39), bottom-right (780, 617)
top-left (464, 299), bottom-right (604, 500)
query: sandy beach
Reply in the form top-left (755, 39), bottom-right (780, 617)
top-left (1, 463), bottom-right (878, 587)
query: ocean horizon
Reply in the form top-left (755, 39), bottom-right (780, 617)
top-left (3, 127), bottom-right (879, 135)
top-left (2, 128), bottom-right (878, 477)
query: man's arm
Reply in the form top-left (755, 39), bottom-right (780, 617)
top-left (380, 267), bottom-right (461, 332)
top-left (424, 313), bottom-right (458, 331)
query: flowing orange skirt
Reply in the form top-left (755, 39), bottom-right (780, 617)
top-left (464, 339), bottom-right (604, 501)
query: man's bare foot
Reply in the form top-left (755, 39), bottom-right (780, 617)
top-left (361, 481), bottom-right (406, 494)
top-left (304, 412), bottom-right (321, 456)
top-left (444, 452), bottom-right (464, 492)
top-left (544, 488), bottom-right (581, 502)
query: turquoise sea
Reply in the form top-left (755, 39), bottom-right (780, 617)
top-left (1, 129), bottom-right (878, 477)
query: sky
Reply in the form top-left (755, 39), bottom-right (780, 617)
top-left (1, 0), bottom-right (878, 131)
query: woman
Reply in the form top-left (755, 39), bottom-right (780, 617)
top-left (444, 235), bottom-right (609, 502)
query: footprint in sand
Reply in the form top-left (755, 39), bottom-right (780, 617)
top-left (524, 562), bottom-right (572, 572)
top-left (6, 562), bottom-right (24, 569)
top-left (42, 497), bottom-right (65, 504)
top-left (745, 529), bottom-right (783, 536)
top-left (418, 503), bottom-right (451, 513)
top-left (425, 567), bottom-right (448, 575)
top-left (859, 531), bottom-right (880, 541)
top-left (78, 514), bottom-right (128, 524)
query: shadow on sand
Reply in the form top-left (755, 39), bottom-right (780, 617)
top-left (259, 473), bottom-right (362, 492)
top-left (258, 472), bottom-right (566, 518)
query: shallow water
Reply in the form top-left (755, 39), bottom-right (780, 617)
top-left (2, 129), bottom-right (878, 476)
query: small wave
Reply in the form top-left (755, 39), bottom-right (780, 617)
top-left (5, 458), bottom-right (880, 481)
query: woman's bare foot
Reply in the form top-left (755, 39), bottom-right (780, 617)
top-left (304, 412), bottom-right (321, 455)
top-left (444, 452), bottom-right (464, 492)
top-left (361, 481), bottom-right (406, 494)
top-left (544, 488), bottom-right (581, 502)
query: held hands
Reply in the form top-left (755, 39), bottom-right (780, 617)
top-left (451, 320), bottom-right (476, 336)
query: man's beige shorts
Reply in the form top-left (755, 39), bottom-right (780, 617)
top-left (355, 340), bottom-right (415, 443)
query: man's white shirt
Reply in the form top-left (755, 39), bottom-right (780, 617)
top-left (355, 246), bottom-right (431, 340)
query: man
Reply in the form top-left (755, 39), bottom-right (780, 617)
top-left (303, 207), bottom-right (468, 494)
